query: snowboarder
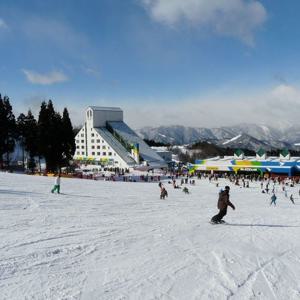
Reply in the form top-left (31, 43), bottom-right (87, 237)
top-left (270, 194), bottom-right (277, 206)
top-left (160, 187), bottom-right (168, 199)
top-left (51, 174), bottom-right (61, 194)
top-left (211, 186), bottom-right (235, 224)
top-left (183, 187), bottom-right (189, 194)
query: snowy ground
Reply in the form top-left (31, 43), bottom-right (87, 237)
top-left (1, 173), bottom-right (300, 300)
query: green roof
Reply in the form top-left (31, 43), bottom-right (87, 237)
top-left (280, 148), bottom-right (290, 157)
top-left (234, 149), bottom-right (244, 156)
top-left (257, 148), bottom-right (266, 157)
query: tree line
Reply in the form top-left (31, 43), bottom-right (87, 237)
top-left (0, 94), bottom-right (75, 172)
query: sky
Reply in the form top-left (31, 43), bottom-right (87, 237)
top-left (1, 0), bottom-right (300, 129)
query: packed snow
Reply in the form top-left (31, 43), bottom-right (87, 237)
top-left (1, 173), bottom-right (300, 299)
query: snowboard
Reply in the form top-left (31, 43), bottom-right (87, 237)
top-left (209, 220), bottom-right (227, 225)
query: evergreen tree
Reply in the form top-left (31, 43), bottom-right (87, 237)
top-left (37, 100), bottom-right (75, 172)
top-left (0, 95), bottom-right (16, 168)
top-left (23, 110), bottom-right (38, 172)
top-left (38, 100), bottom-right (57, 172)
top-left (61, 108), bottom-right (76, 165)
top-left (16, 113), bottom-right (26, 168)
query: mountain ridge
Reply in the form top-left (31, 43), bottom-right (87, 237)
top-left (136, 123), bottom-right (300, 150)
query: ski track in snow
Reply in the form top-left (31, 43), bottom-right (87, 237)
top-left (1, 173), bottom-right (300, 299)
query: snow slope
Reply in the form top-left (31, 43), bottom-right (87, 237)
top-left (222, 134), bottom-right (242, 145)
top-left (1, 173), bottom-right (300, 299)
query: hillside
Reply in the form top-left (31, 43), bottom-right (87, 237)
top-left (1, 173), bottom-right (300, 299)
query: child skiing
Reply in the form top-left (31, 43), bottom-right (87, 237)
top-left (51, 174), bottom-right (61, 194)
top-left (211, 186), bottom-right (235, 224)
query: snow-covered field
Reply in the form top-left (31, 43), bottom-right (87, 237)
top-left (1, 173), bottom-right (300, 300)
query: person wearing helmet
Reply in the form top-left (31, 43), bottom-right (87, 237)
top-left (211, 186), bottom-right (235, 224)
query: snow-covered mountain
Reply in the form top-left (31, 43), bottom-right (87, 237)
top-left (137, 124), bottom-right (297, 150)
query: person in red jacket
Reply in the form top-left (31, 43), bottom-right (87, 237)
top-left (211, 186), bottom-right (235, 224)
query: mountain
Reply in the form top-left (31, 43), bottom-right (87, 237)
top-left (137, 124), bottom-right (298, 151)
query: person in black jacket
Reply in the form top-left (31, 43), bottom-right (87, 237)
top-left (211, 186), bottom-right (235, 224)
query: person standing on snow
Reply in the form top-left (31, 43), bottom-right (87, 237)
top-left (51, 174), bottom-right (61, 194)
top-left (270, 194), bottom-right (277, 206)
top-left (290, 194), bottom-right (295, 204)
top-left (211, 186), bottom-right (235, 224)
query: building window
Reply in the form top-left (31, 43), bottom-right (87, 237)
top-left (114, 153), bottom-right (116, 156)
top-left (91, 133), bottom-right (94, 137)
top-left (81, 134), bottom-right (84, 137)
top-left (76, 146), bottom-right (79, 149)
top-left (103, 152), bottom-right (106, 156)
top-left (87, 110), bottom-right (93, 120)
top-left (102, 140), bottom-right (104, 143)
top-left (91, 139), bottom-right (95, 143)
top-left (91, 145), bottom-right (95, 149)
top-left (102, 146), bottom-right (106, 149)
top-left (97, 145), bottom-right (100, 149)
top-left (77, 151), bottom-right (80, 155)
top-left (81, 146), bottom-right (84, 149)
top-left (76, 140), bottom-right (79, 143)
top-left (108, 152), bottom-right (112, 156)
top-left (97, 152), bottom-right (100, 155)
top-left (92, 152), bottom-right (95, 155)
top-left (81, 140), bottom-right (84, 143)
top-left (82, 152), bottom-right (85, 155)
top-left (96, 139), bottom-right (100, 143)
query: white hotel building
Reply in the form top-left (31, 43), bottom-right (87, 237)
top-left (73, 106), bottom-right (167, 169)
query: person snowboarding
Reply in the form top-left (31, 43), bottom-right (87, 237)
top-left (270, 194), bottom-right (277, 206)
top-left (183, 187), bottom-right (189, 194)
top-left (51, 174), bottom-right (61, 194)
top-left (160, 187), bottom-right (168, 199)
top-left (211, 186), bottom-right (235, 224)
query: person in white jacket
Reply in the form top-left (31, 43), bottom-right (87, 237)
top-left (51, 174), bottom-right (61, 194)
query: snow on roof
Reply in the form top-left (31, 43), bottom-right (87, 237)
top-left (88, 106), bottom-right (122, 112)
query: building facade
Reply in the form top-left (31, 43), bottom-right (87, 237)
top-left (73, 107), bottom-right (167, 169)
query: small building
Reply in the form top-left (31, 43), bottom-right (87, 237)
top-left (73, 107), bottom-right (167, 169)
top-left (188, 155), bottom-right (300, 177)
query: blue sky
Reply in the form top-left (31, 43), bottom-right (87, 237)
top-left (1, 0), bottom-right (300, 128)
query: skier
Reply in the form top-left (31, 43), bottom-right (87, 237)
top-left (211, 186), bottom-right (235, 224)
top-left (51, 174), bottom-right (61, 194)
top-left (290, 194), bottom-right (295, 204)
top-left (270, 194), bottom-right (277, 206)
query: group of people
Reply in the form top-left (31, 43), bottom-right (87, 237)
top-left (52, 171), bottom-right (298, 224)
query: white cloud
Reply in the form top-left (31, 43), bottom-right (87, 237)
top-left (83, 66), bottom-right (101, 78)
top-left (22, 69), bottom-right (69, 85)
top-left (141, 0), bottom-right (267, 45)
top-left (21, 17), bottom-right (90, 54)
top-left (36, 84), bottom-right (300, 131)
top-left (0, 18), bottom-right (8, 29)
top-left (118, 84), bottom-right (300, 130)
